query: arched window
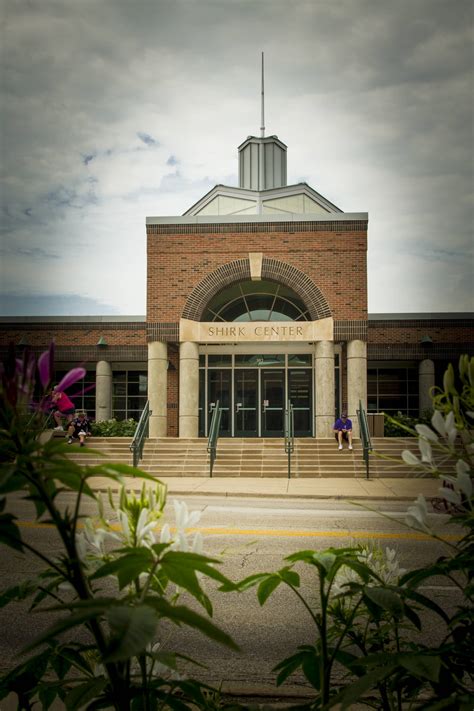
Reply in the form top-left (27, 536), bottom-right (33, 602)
top-left (202, 280), bottom-right (310, 322)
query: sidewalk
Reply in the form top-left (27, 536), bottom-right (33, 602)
top-left (88, 475), bottom-right (441, 501)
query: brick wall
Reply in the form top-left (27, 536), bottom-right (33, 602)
top-left (147, 222), bottom-right (368, 323)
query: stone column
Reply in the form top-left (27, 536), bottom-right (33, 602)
top-left (96, 360), bottom-right (112, 422)
top-left (148, 341), bottom-right (168, 437)
top-left (179, 341), bottom-right (199, 438)
top-left (314, 340), bottom-right (335, 437)
top-left (347, 340), bottom-right (367, 438)
top-left (419, 359), bottom-right (435, 415)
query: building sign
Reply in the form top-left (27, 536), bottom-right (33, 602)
top-left (180, 317), bottom-right (333, 343)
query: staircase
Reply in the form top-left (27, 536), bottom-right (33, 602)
top-left (65, 436), bottom-right (433, 479)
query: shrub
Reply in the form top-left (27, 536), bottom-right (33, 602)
top-left (91, 418), bottom-right (137, 437)
top-left (383, 411), bottom-right (431, 437)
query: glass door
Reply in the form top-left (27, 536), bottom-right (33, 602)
top-left (208, 370), bottom-right (231, 436)
top-left (289, 369), bottom-right (312, 436)
top-left (234, 369), bottom-right (258, 436)
top-left (261, 369), bottom-right (285, 436)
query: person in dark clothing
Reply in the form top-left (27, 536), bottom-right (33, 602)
top-left (67, 412), bottom-right (91, 447)
top-left (333, 412), bottom-right (353, 450)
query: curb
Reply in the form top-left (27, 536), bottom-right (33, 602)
top-left (91, 486), bottom-right (437, 503)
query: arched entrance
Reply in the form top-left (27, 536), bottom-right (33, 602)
top-left (196, 278), bottom-right (317, 437)
top-left (178, 258), bottom-right (335, 439)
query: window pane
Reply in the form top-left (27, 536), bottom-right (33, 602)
top-left (208, 355), bottom-right (232, 367)
top-left (203, 279), bottom-right (309, 322)
top-left (288, 354), bottom-right (311, 365)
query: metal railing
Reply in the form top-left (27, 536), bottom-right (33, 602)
top-left (130, 401), bottom-right (151, 468)
top-left (356, 399), bottom-right (372, 479)
top-left (207, 400), bottom-right (222, 478)
top-left (284, 401), bottom-right (295, 479)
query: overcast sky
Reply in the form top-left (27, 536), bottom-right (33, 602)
top-left (1, 0), bottom-right (473, 316)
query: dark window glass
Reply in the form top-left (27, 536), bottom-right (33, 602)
top-left (202, 279), bottom-right (309, 322)
top-left (208, 355), bottom-right (232, 367)
top-left (288, 354), bottom-right (312, 365)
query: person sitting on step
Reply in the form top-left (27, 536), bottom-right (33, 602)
top-left (67, 411), bottom-right (91, 447)
top-left (51, 387), bottom-right (75, 430)
top-left (333, 412), bottom-right (353, 451)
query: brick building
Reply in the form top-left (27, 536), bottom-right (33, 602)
top-left (1, 131), bottom-right (473, 437)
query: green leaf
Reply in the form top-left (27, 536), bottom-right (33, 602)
top-left (331, 664), bottom-right (397, 710)
top-left (161, 551), bottom-right (230, 585)
top-left (53, 646), bottom-right (94, 677)
top-left (364, 587), bottom-right (404, 618)
top-left (257, 575), bottom-right (282, 605)
top-left (0, 649), bottom-right (50, 696)
top-left (339, 557), bottom-right (373, 583)
top-left (285, 549), bottom-right (318, 564)
top-left (22, 610), bottom-right (103, 654)
top-left (273, 649), bottom-right (314, 687)
top-left (0, 580), bottom-right (37, 608)
top-left (399, 586), bottom-right (450, 623)
top-left (279, 567), bottom-right (300, 587)
top-left (302, 654), bottom-right (321, 689)
top-left (43, 464), bottom-right (95, 496)
top-left (313, 551), bottom-right (337, 572)
top-left (64, 678), bottom-right (108, 710)
top-left (403, 602), bottom-right (422, 630)
top-left (399, 654), bottom-right (441, 683)
top-left (38, 684), bottom-right (58, 710)
top-left (160, 554), bottom-right (213, 614)
top-left (0, 512), bottom-right (23, 551)
top-left (145, 596), bottom-right (239, 651)
top-left (219, 572), bottom-right (270, 592)
top-left (104, 605), bottom-right (158, 662)
top-left (90, 551), bottom-right (153, 590)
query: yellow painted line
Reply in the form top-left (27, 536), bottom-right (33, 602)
top-left (16, 521), bottom-right (460, 542)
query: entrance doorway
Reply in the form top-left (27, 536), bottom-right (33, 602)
top-left (199, 353), bottom-right (313, 437)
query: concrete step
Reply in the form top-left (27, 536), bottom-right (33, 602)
top-left (64, 436), bottom-right (440, 479)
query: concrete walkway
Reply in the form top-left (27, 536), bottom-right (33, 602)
top-left (88, 474), bottom-right (442, 501)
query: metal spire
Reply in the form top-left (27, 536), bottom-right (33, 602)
top-left (260, 51), bottom-right (265, 138)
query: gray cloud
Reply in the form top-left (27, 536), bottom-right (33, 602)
top-left (0, 0), bottom-right (472, 315)
top-left (137, 132), bottom-right (158, 146)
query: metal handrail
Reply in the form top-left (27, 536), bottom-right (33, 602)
top-left (356, 399), bottom-right (372, 479)
top-left (284, 401), bottom-right (295, 479)
top-left (129, 401), bottom-right (151, 467)
top-left (207, 400), bottom-right (222, 478)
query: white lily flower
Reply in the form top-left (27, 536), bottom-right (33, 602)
top-left (438, 486), bottom-right (461, 506)
top-left (136, 508), bottom-right (150, 540)
top-left (402, 450), bottom-right (420, 466)
top-left (444, 412), bottom-right (458, 445)
top-left (139, 521), bottom-right (157, 546)
top-left (191, 531), bottom-right (204, 554)
top-left (173, 500), bottom-right (186, 529)
top-left (58, 580), bottom-right (74, 593)
top-left (455, 460), bottom-right (472, 497)
top-left (118, 510), bottom-right (131, 542)
top-left (431, 410), bottom-right (446, 437)
top-left (98, 529), bottom-right (122, 544)
top-left (418, 438), bottom-right (433, 464)
top-left (415, 424), bottom-right (438, 442)
top-left (173, 499), bottom-right (201, 529)
top-left (75, 532), bottom-right (87, 561)
top-left (173, 531), bottom-right (189, 552)
top-left (186, 510), bottom-right (201, 528)
top-left (160, 523), bottom-right (171, 543)
top-left (405, 494), bottom-right (431, 532)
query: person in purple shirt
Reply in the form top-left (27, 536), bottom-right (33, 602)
top-left (333, 412), bottom-right (353, 450)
